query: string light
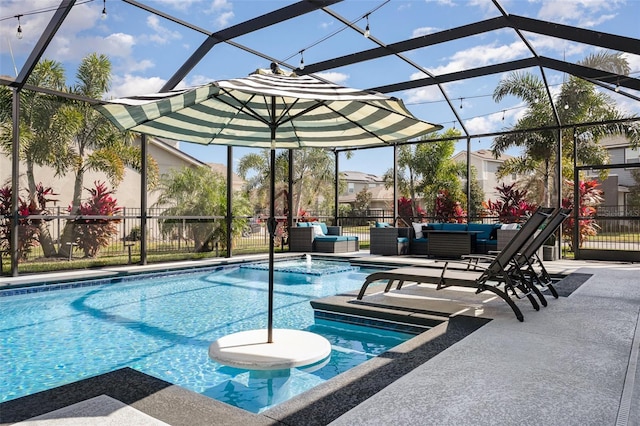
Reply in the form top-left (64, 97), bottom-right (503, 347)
top-left (564, 103), bottom-right (569, 110)
top-left (364, 14), bottom-right (370, 38)
top-left (502, 110), bottom-right (505, 120)
top-left (299, 50), bottom-right (304, 70)
top-left (101, 0), bottom-right (107, 20)
top-left (16, 15), bottom-right (23, 39)
top-left (615, 77), bottom-right (620, 93)
top-left (459, 97), bottom-right (464, 109)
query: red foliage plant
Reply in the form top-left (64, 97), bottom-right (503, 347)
top-left (70, 181), bottom-right (122, 257)
top-left (562, 179), bottom-right (603, 250)
top-left (0, 184), bottom-right (56, 261)
top-left (482, 183), bottom-right (537, 223)
top-left (433, 189), bottom-right (467, 223)
top-left (397, 197), bottom-right (426, 221)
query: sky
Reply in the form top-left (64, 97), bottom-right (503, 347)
top-left (1, 0), bottom-right (639, 177)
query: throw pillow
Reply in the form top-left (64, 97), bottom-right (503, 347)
top-left (311, 224), bottom-right (325, 237)
top-left (412, 222), bottom-right (424, 239)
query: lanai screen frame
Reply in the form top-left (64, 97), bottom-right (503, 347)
top-left (2, 0), bottom-right (639, 276)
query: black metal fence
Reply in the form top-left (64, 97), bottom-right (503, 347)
top-left (1, 205), bottom-right (638, 274)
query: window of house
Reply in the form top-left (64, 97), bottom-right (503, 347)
top-left (625, 147), bottom-right (640, 164)
top-left (348, 182), bottom-right (354, 193)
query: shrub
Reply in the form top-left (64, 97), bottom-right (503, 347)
top-left (482, 183), bottom-right (537, 223)
top-left (562, 179), bottom-right (603, 250)
top-left (70, 181), bottom-right (122, 257)
top-left (0, 184), bottom-right (55, 261)
top-left (433, 189), bottom-right (467, 223)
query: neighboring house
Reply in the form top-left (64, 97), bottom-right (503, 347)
top-left (590, 135), bottom-right (640, 213)
top-left (338, 171), bottom-right (388, 210)
top-left (452, 149), bottom-right (518, 201)
top-left (0, 137), bottom-right (244, 210)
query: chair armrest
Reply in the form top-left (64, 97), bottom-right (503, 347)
top-left (289, 227), bottom-right (314, 252)
top-left (327, 226), bottom-right (341, 236)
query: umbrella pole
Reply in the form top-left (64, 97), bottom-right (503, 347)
top-left (267, 121), bottom-right (277, 343)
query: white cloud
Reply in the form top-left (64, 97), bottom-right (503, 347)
top-left (404, 85), bottom-right (442, 104)
top-left (622, 53), bottom-right (640, 74)
top-left (316, 71), bottom-right (349, 85)
top-left (412, 27), bottom-right (440, 38)
top-left (107, 74), bottom-right (167, 98)
top-left (206, 0), bottom-right (235, 29)
top-left (145, 15), bottom-right (182, 45)
top-left (423, 39), bottom-right (530, 76)
top-left (464, 111), bottom-right (504, 134)
top-left (537, 0), bottom-right (624, 27)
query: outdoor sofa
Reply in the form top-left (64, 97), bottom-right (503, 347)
top-left (409, 222), bottom-right (503, 256)
top-left (289, 222), bottom-right (359, 253)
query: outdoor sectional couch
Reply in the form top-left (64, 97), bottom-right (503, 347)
top-left (289, 222), bottom-right (359, 253)
top-left (409, 222), bottom-right (502, 256)
top-left (369, 222), bottom-right (410, 255)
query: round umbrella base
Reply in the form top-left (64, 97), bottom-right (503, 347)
top-left (209, 329), bottom-right (331, 371)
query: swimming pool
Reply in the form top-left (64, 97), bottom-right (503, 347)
top-left (0, 260), bottom-right (412, 413)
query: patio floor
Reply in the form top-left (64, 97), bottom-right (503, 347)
top-left (0, 254), bottom-right (638, 426)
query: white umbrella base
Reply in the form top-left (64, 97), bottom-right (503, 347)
top-left (209, 329), bottom-right (331, 371)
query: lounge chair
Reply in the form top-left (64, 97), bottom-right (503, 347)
top-left (505, 208), bottom-right (572, 298)
top-left (356, 207), bottom-right (555, 321)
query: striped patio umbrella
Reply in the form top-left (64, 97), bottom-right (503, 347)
top-left (96, 65), bottom-right (441, 148)
top-left (96, 64), bottom-right (442, 346)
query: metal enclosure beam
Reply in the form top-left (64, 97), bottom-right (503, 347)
top-left (161, 0), bottom-right (341, 91)
top-left (14, 0), bottom-right (76, 90)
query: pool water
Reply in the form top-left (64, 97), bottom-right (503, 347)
top-left (0, 261), bottom-right (411, 413)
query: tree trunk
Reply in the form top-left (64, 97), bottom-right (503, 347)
top-left (26, 162), bottom-right (58, 257)
top-left (58, 170), bottom-right (84, 257)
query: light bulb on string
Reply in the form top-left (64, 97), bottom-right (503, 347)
top-left (299, 50), bottom-right (304, 70)
top-left (102, 0), bottom-right (107, 20)
top-left (364, 15), bottom-right (370, 38)
top-left (615, 78), bottom-right (620, 93)
top-left (459, 98), bottom-right (463, 109)
top-left (16, 15), bottom-right (23, 39)
top-left (564, 103), bottom-right (569, 110)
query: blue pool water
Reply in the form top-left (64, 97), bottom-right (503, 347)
top-left (0, 260), bottom-right (411, 413)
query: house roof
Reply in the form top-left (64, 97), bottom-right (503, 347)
top-left (340, 171), bottom-right (383, 183)
top-left (453, 149), bottom-right (513, 162)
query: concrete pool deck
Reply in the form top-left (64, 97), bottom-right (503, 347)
top-left (1, 255), bottom-right (638, 425)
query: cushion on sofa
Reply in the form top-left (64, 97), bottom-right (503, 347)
top-left (297, 222), bottom-right (310, 227)
top-left (412, 222), bottom-right (425, 239)
top-left (315, 235), bottom-right (348, 242)
top-left (375, 221), bottom-right (391, 228)
top-left (468, 223), bottom-right (501, 240)
top-left (311, 224), bottom-right (325, 237)
top-left (441, 223), bottom-right (467, 232)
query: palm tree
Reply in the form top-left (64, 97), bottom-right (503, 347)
top-left (153, 166), bottom-right (251, 252)
top-left (237, 148), bottom-right (343, 217)
top-left (383, 128), bottom-right (465, 217)
top-left (492, 51), bottom-right (638, 206)
top-left (58, 53), bottom-right (158, 257)
top-left (0, 59), bottom-right (81, 256)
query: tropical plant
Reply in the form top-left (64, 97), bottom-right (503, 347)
top-left (383, 128), bottom-right (465, 217)
top-left (492, 51), bottom-right (639, 206)
top-left (153, 166), bottom-right (251, 252)
top-left (397, 196), bottom-right (426, 223)
top-left (53, 53), bottom-right (158, 256)
top-left (483, 182), bottom-right (537, 223)
top-left (0, 185), bottom-right (50, 261)
top-left (237, 148), bottom-right (347, 218)
top-left (70, 181), bottom-right (122, 257)
top-left (0, 60), bottom-right (80, 257)
top-left (433, 189), bottom-right (467, 223)
top-left (562, 179), bottom-right (604, 250)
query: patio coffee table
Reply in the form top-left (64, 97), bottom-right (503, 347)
top-left (425, 230), bottom-right (480, 258)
